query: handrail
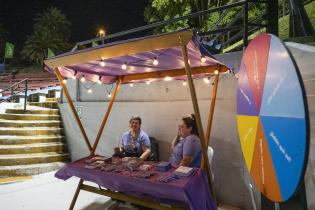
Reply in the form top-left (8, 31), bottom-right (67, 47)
top-left (0, 78), bottom-right (28, 111)
top-left (71, 0), bottom-right (247, 51)
top-left (0, 78), bottom-right (28, 94)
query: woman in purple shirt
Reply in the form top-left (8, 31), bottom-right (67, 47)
top-left (169, 114), bottom-right (202, 167)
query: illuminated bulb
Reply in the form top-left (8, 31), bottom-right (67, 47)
top-left (182, 81), bottom-right (187, 86)
top-left (80, 76), bottom-right (86, 82)
top-left (153, 58), bottom-right (158, 66)
top-left (146, 81), bottom-right (150, 85)
top-left (129, 83), bottom-right (134, 87)
top-left (214, 70), bottom-right (219, 75)
top-left (62, 79), bottom-right (67, 84)
top-left (108, 94), bottom-right (112, 98)
top-left (100, 61), bottom-right (106, 67)
top-left (201, 56), bottom-right (206, 63)
top-left (203, 78), bottom-right (210, 84)
top-left (71, 75), bottom-right (76, 80)
top-left (97, 79), bottom-right (102, 84)
top-left (122, 63), bottom-right (127, 70)
top-left (164, 76), bottom-right (172, 81)
top-left (87, 89), bottom-right (92, 93)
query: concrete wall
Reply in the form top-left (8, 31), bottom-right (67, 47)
top-left (58, 45), bottom-right (314, 210)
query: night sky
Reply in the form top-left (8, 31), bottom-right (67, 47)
top-left (0, 0), bottom-right (149, 49)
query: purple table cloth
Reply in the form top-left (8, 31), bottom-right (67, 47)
top-left (55, 157), bottom-right (216, 210)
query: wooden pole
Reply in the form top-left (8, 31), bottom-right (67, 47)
top-left (179, 37), bottom-right (217, 205)
top-left (54, 67), bottom-right (92, 151)
top-left (205, 73), bottom-right (220, 147)
top-left (91, 77), bottom-right (122, 155)
top-left (69, 179), bottom-right (84, 210)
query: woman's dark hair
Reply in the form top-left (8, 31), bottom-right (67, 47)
top-left (129, 116), bottom-right (142, 125)
top-left (182, 113), bottom-right (198, 136)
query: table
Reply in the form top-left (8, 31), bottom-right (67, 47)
top-left (55, 157), bottom-right (217, 210)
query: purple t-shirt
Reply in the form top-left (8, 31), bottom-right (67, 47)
top-left (169, 134), bottom-right (202, 167)
top-left (121, 130), bottom-right (150, 156)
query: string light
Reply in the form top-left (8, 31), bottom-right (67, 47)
top-left (164, 76), bottom-right (172, 81)
top-left (214, 70), bottom-right (219, 75)
top-left (182, 81), bottom-right (187, 86)
top-left (100, 61), bottom-right (106, 67)
top-left (153, 57), bottom-right (159, 66)
top-left (122, 62), bottom-right (127, 70)
top-left (129, 83), bottom-right (134, 87)
top-left (146, 81), bottom-right (151, 85)
top-left (72, 71), bottom-right (77, 80)
top-left (203, 77), bottom-right (210, 84)
top-left (62, 79), bottom-right (67, 84)
top-left (80, 76), bottom-right (86, 82)
top-left (201, 56), bottom-right (206, 63)
top-left (108, 93), bottom-right (112, 98)
top-left (87, 89), bottom-right (92, 93)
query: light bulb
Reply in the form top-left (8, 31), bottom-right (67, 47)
top-left (129, 83), bottom-right (134, 87)
top-left (108, 94), bottom-right (112, 98)
top-left (97, 80), bottom-right (102, 84)
top-left (201, 56), bottom-right (206, 63)
top-left (88, 89), bottom-right (92, 93)
top-left (164, 76), bottom-right (172, 81)
top-left (203, 78), bottom-right (210, 84)
top-left (100, 61), bottom-right (106, 67)
top-left (72, 75), bottom-right (76, 80)
top-left (153, 58), bottom-right (158, 66)
top-left (146, 81), bottom-right (150, 85)
top-left (182, 81), bottom-right (187, 86)
top-left (62, 79), bottom-right (67, 84)
top-left (214, 70), bottom-right (219, 75)
top-left (80, 76), bottom-right (86, 82)
top-left (122, 63), bottom-right (127, 70)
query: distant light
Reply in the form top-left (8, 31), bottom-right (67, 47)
top-left (203, 78), bottom-right (210, 84)
top-left (129, 83), bottom-right (134, 87)
top-left (71, 75), bottom-right (76, 80)
top-left (122, 63), bottom-right (127, 70)
top-left (97, 79), bottom-right (102, 84)
top-left (100, 61), bottom-right (106, 67)
top-left (182, 81), bottom-right (187, 86)
top-left (201, 56), bottom-right (206, 63)
top-left (88, 89), bottom-right (92, 93)
top-left (146, 81), bottom-right (151, 85)
top-left (62, 79), bottom-right (67, 84)
top-left (153, 58), bottom-right (159, 66)
top-left (80, 76), bottom-right (86, 82)
top-left (108, 94), bottom-right (112, 98)
top-left (214, 70), bottom-right (219, 75)
top-left (164, 76), bottom-right (172, 81)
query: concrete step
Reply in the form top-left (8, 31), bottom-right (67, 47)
top-left (0, 152), bottom-right (69, 166)
top-left (0, 162), bottom-right (66, 176)
top-left (28, 102), bottom-right (59, 109)
top-left (0, 127), bottom-right (64, 136)
top-left (0, 142), bottom-right (67, 154)
top-left (0, 113), bottom-right (60, 121)
top-left (0, 135), bottom-right (65, 145)
top-left (0, 119), bottom-right (62, 127)
top-left (5, 108), bottom-right (59, 115)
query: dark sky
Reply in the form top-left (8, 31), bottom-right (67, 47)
top-left (0, 0), bottom-right (149, 49)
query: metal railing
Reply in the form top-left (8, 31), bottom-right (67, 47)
top-left (0, 78), bottom-right (28, 111)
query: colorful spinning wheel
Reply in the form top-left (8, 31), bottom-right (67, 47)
top-left (236, 34), bottom-right (309, 202)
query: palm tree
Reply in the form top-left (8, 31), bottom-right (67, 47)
top-left (21, 7), bottom-right (71, 65)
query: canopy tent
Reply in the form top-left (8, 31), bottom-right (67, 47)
top-left (44, 30), bottom-right (228, 210)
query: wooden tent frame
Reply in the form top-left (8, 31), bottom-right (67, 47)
top-left (45, 30), bottom-right (227, 210)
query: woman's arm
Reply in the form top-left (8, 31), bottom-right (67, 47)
top-left (180, 155), bottom-right (193, 166)
top-left (139, 147), bottom-right (151, 160)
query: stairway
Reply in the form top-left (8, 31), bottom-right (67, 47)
top-left (0, 106), bottom-right (69, 179)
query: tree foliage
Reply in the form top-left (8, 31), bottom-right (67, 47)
top-left (21, 7), bottom-right (71, 65)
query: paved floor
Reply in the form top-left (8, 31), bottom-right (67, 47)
top-left (0, 171), bottom-right (111, 210)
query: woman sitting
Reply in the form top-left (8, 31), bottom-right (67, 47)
top-left (169, 114), bottom-right (202, 167)
top-left (117, 116), bottom-right (151, 160)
